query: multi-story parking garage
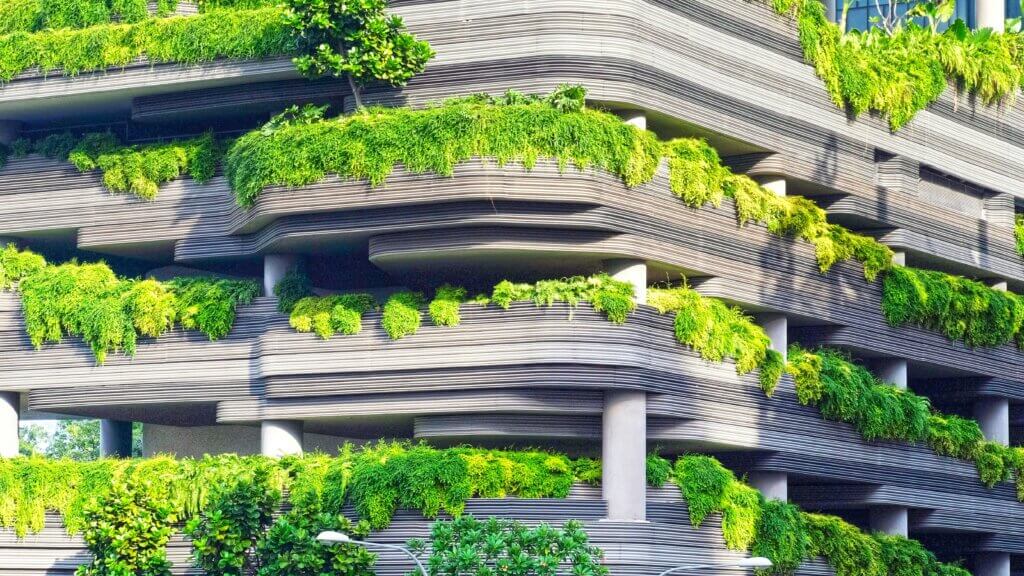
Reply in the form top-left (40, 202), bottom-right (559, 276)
top-left (0, 0), bottom-right (1023, 575)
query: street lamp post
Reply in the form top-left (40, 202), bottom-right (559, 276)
top-left (317, 531), bottom-right (429, 576)
top-left (656, 557), bottom-right (773, 576)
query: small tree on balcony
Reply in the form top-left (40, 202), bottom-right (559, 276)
top-left (283, 0), bottom-right (434, 108)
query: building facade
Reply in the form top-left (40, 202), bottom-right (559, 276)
top-left (0, 0), bottom-right (1022, 575)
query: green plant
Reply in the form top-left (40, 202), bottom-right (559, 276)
top-left (882, 265), bottom-right (1024, 348)
top-left (645, 453), bottom-right (672, 488)
top-left (274, 267), bottom-right (313, 313)
top-left (289, 293), bottom-right (376, 339)
top-left (381, 290), bottom-right (425, 339)
top-left (255, 510), bottom-right (376, 576)
top-left (0, 0), bottom-right (165, 35)
top-left (428, 284), bottom-right (466, 327)
top-left (1015, 214), bottom-right (1024, 257)
top-left (804, 513), bottom-right (882, 576)
top-left (771, 0), bottom-right (1024, 130)
top-left (0, 6), bottom-right (293, 81)
top-left (413, 516), bottom-right (608, 576)
top-left (0, 243), bottom-right (45, 288)
top-left (282, 0), bottom-right (433, 108)
top-left (649, 286), bottom-right (783, 394)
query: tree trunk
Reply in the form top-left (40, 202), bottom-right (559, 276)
top-left (347, 74), bottom-right (363, 109)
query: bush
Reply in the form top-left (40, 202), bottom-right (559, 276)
top-left (255, 510), bottom-right (376, 576)
top-left (413, 516), bottom-right (608, 576)
top-left (289, 293), bottom-right (376, 339)
top-left (428, 284), bottom-right (466, 327)
top-left (273, 267), bottom-right (313, 313)
top-left (381, 291), bottom-right (425, 339)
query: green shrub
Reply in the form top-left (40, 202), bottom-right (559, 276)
top-left (1016, 214), bottom-right (1024, 257)
top-left (882, 265), bottom-right (1024, 348)
top-left (0, 6), bottom-right (293, 81)
top-left (413, 516), bottom-right (608, 576)
top-left (288, 293), bottom-right (376, 339)
top-left (752, 499), bottom-right (809, 574)
top-left (488, 273), bottom-right (636, 323)
top-left (273, 267), bottom-right (313, 313)
top-left (381, 290), bottom-right (424, 339)
top-left (0, 0), bottom-right (162, 35)
top-left (804, 513), bottom-right (883, 576)
top-left (0, 243), bottom-right (45, 288)
top-left (771, 0), bottom-right (1024, 130)
top-left (649, 286), bottom-right (782, 393)
top-left (645, 453), bottom-right (672, 488)
top-left (255, 510), bottom-right (376, 576)
top-left (927, 413), bottom-right (984, 460)
top-left (428, 284), bottom-right (466, 327)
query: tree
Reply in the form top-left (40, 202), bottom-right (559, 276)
top-left (18, 423), bottom-right (48, 456)
top-left (283, 0), bottom-right (434, 108)
top-left (47, 419), bottom-right (100, 460)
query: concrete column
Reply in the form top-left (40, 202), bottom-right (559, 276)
top-left (0, 392), bottom-right (19, 458)
top-left (602, 390), bottom-right (646, 521)
top-left (975, 553), bottom-right (1010, 576)
top-left (874, 359), bottom-right (908, 390)
top-left (821, 0), bottom-right (837, 22)
top-left (975, 0), bottom-right (1005, 30)
top-left (261, 420), bottom-right (303, 457)
top-left (748, 472), bottom-right (787, 501)
top-left (974, 397), bottom-right (1010, 446)
top-left (0, 121), bottom-right (22, 146)
top-left (621, 111), bottom-right (646, 131)
top-left (756, 175), bottom-right (786, 197)
top-left (757, 313), bottom-right (788, 362)
top-left (263, 254), bottom-right (299, 298)
top-left (100, 420), bottom-right (132, 458)
top-left (891, 251), bottom-right (906, 266)
top-left (869, 505), bottom-right (909, 537)
top-left (990, 280), bottom-right (1008, 292)
top-left (604, 259), bottom-right (647, 305)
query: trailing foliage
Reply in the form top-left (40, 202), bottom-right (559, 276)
top-left (0, 243), bottom-right (45, 289)
top-left (0, 0), bottom-right (180, 35)
top-left (483, 273), bottom-right (636, 324)
top-left (649, 286), bottom-right (784, 394)
top-left (0, 6), bottom-right (293, 81)
top-left (882, 265), bottom-right (1024, 348)
top-left (273, 266), bottom-right (313, 313)
top-left (6, 131), bottom-right (218, 199)
top-left (381, 290), bottom-right (425, 339)
top-left (787, 345), bottom-right (1024, 497)
top-left (770, 0), bottom-right (1024, 130)
top-left (0, 246), bottom-right (257, 363)
top-left (673, 454), bottom-right (970, 576)
top-left (227, 88), bottom-right (890, 280)
top-left (410, 515), bottom-right (608, 576)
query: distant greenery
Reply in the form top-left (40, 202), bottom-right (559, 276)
top-left (787, 346), bottom-right (1024, 495)
top-left (0, 6), bottom-right (293, 81)
top-left (0, 244), bottom-right (258, 363)
top-left (770, 0), bottom-right (1024, 130)
top-left (5, 131), bottom-right (218, 199)
top-left (227, 87), bottom-right (891, 280)
top-left (882, 265), bottom-right (1024, 348)
top-left (649, 286), bottom-right (785, 395)
top-left (1016, 214), bottom-right (1024, 257)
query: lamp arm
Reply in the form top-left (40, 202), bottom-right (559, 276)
top-left (359, 541), bottom-right (429, 576)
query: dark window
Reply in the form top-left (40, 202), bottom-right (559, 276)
top-left (840, 0), bottom-right (975, 31)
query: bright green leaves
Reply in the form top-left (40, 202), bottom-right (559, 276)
top-left (381, 291), bottom-right (425, 339)
top-left (649, 286), bottom-right (783, 394)
top-left (289, 294), bottom-right (376, 339)
top-left (428, 284), bottom-right (466, 327)
top-left (3, 246), bottom-right (257, 363)
top-left (486, 274), bottom-right (636, 323)
top-left (226, 89), bottom-right (663, 207)
top-left (283, 0), bottom-right (433, 106)
top-left (1015, 214), bottom-right (1024, 257)
top-left (882, 265), bottom-right (1024, 348)
top-left (421, 516), bottom-right (608, 576)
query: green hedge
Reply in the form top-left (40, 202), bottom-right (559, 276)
top-left (0, 447), bottom-right (970, 576)
top-left (771, 0), bottom-right (1024, 130)
top-left (228, 88), bottom-right (892, 280)
top-left (882, 265), bottom-right (1024, 349)
top-left (787, 346), bottom-right (1024, 496)
top-left (0, 244), bottom-right (258, 363)
top-left (0, 5), bottom-right (292, 81)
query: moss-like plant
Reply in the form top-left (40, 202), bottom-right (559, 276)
top-left (771, 0), bottom-right (1024, 130)
top-left (428, 284), bottom-right (466, 327)
top-left (289, 293), bottom-right (376, 339)
top-left (649, 286), bottom-right (784, 394)
top-left (1015, 214), bottom-right (1024, 258)
top-left (227, 90), bottom-right (890, 280)
top-left (380, 291), bottom-right (424, 339)
top-left (0, 5), bottom-right (292, 81)
top-left (1, 246), bottom-right (257, 363)
top-left (0, 0), bottom-right (178, 35)
top-left (882, 265), bottom-right (1024, 348)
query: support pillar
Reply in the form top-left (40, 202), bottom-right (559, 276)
top-left (748, 472), bottom-right (787, 501)
top-left (263, 254), bottom-right (299, 298)
top-left (602, 390), bottom-right (646, 521)
top-left (604, 259), bottom-right (647, 305)
top-left (621, 111), bottom-right (646, 131)
top-left (869, 505), bottom-right (909, 537)
top-left (891, 251), bottom-right (906, 266)
top-left (100, 420), bottom-right (132, 458)
top-left (0, 392), bottom-right (19, 458)
top-left (873, 359), bottom-right (908, 390)
top-left (756, 175), bottom-right (786, 197)
top-left (975, 0), bottom-right (1005, 30)
top-left (757, 313), bottom-right (789, 362)
top-left (974, 397), bottom-right (1010, 446)
top-left (261, 420), bottom-right (303, 457)
top-left (974, 553), bottom-right (1010, 576)
top-left (991, 280), bottom-right (1008, 292)
top-left (0, 121), bottom-right (22, 146)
